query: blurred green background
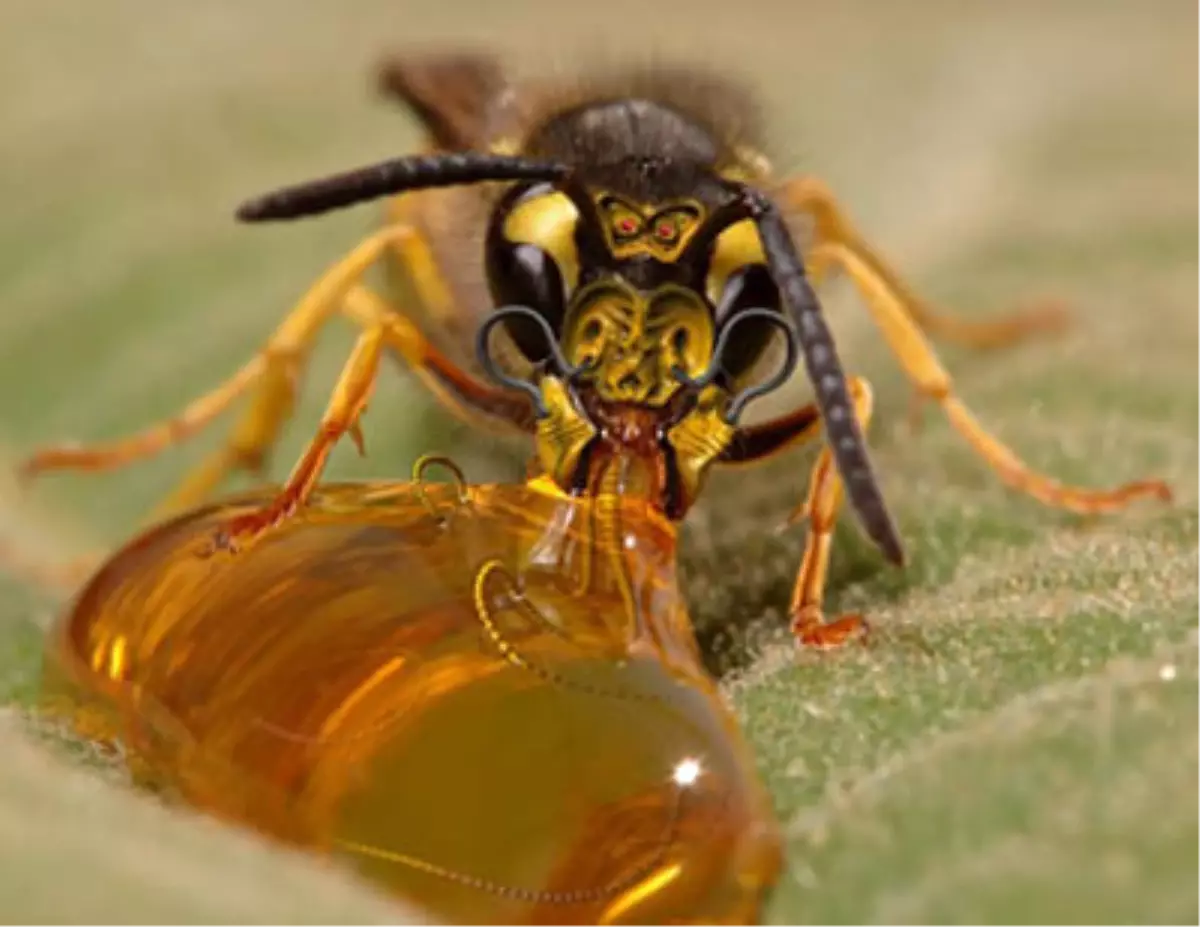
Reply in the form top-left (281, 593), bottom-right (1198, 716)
top-left (1, 0), bottom-right (1196, 922)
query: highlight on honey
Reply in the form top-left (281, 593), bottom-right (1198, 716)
top-left (43, 475), bottom-right (784, 924)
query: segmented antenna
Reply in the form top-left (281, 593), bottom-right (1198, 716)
top-left (737, 186), bottom-right (906, 567)
top-left (236, 153), bottom-right (570, 222)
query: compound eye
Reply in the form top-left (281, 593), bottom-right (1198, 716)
top-left (711, 264), bottom-right (782, 382)
top-left (485, 181), bottom-right (581, 364)
top-left (485, 241), bottom-right (567, 363)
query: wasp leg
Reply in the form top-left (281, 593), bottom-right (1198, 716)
top-left (717, 406), bottom-right (822, 466)
top-left (215, 326), bottom-right (385, 549)
top-left (715, 384), bottom-right (874, 649)
top-left (339, 284), bottom-right (535, 434)
top-left (809, 241), bottom-right (1173, 512)
top-left (780, 176), bottom-right (1071, 350)
top-left (212, 283), bottom-right (533, 549)
top-left (19, 354), bottom-right (268, 492)
top-left (784, 377), bottom-right (876, 649)
top-left (172, 227), bottom-right (531, 515)
top-left (19, 227), bottom-right (402, 500)
top-left (381, 192), bottom-right (464, 339)
top-left (20, 224), bottom-right (531, 520)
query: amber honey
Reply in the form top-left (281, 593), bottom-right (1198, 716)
top-left (43, 477), bottom-right (783, 924)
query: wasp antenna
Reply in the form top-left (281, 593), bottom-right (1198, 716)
top-left (236, 153), bottom-right (570, 222)
top-left (738, 185), bottom-right (907, 567)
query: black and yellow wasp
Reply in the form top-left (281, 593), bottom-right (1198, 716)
top-left (19, 53), bottom-right (1169, 644)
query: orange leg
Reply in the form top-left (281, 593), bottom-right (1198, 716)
top-left (19, 224), bottom-right (532, 525)
top-left (340, 284), bottom-right (534, 435)
top-left (1, 273), bottom-right (531, 586)
top-left (779, 175), bottom-right (1071, 350)
top-left (787, 377), bottom-right (876, 650)
top-left (713, 379), bottom-right (877, 649)
top-left (806, 240), bottom-right (1171, 513)
top-left (210, 280), bottom-right (533, 552)
top-left (214, 326), bottom-right (384, 551)
top-left (20, 226), bottom-right (402, 486)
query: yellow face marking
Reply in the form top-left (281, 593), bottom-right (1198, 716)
top-left (665, 383), bottom-right (736, 513)
top-left (562, 280), bottom-right (714, 406)
top-left (501, 190), bottom-right (581, 291)
top-left (704, 217), bottom-right (767, 306)
top-left (593, 192), bottom-right (705, 262)
top-left (534, 376), bottom-right (597, 489)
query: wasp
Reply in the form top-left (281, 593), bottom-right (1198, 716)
top-left (19, 53), bottom-right (1170, 647)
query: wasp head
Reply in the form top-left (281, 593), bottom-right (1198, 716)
top-left (473, 151), bottom-right (807, 520)
top-left (235, 98), bottom-right (903, 561)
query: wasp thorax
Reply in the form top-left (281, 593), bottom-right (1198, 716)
top-left (563, 280), bottom-right (714, 406)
